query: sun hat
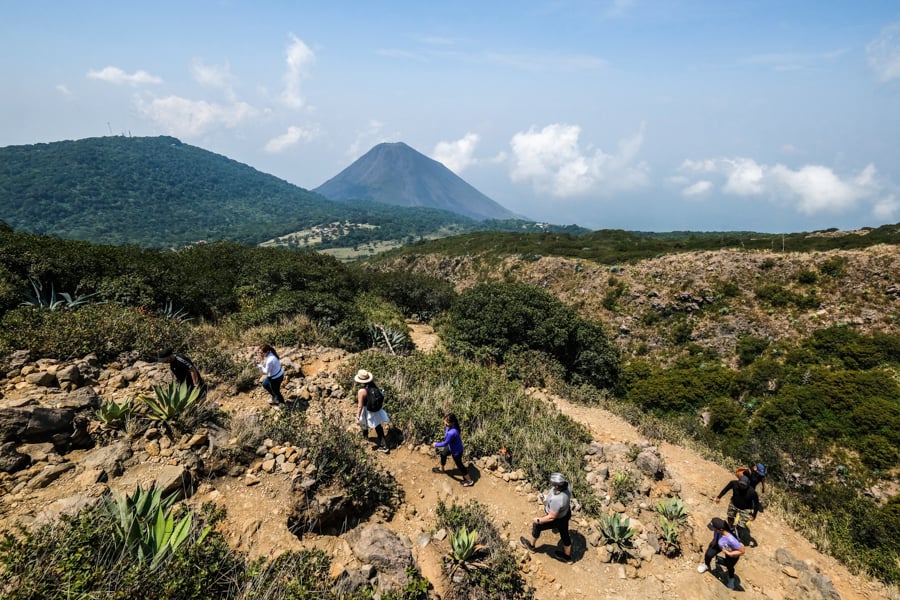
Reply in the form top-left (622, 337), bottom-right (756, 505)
top-left (549, 472), bottom-right (567, 485)
top-left (708, 517), bottom-right (728, 531)
top-left (756, 463), bottom-right (767, 476)
top-left (354, 369), bottom-right (374, 384)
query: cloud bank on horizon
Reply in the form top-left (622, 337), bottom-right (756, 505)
top-left (2, 1), bottom-right (899, 233)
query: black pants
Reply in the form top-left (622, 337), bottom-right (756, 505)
top-left (532, 513), bottom-right (571, 547)
top-left (262, 374), bottom-right (285, 403)
top-left (705, 542), bottom-right (739, 578)
top-left (439, 448), bottom-right (467, 473)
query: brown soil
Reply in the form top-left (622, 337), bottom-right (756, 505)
top-left (195, 326), bottom-right (886, 600)
top-left (1, 326), bottom-right (890, 599)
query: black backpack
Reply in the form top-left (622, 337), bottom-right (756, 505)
top-left (365, 383), bottom-right (385, 412)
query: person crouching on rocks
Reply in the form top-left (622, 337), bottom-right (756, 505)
top-left (256, 344), bottom-right (286, 405)
top-left (520, 472), bottom-right (573, 563)
top-left (431, 413), bottom-right (474, 487)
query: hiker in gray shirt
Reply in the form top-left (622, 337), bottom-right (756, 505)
top-left (520, 472), bottom-right (573, 563)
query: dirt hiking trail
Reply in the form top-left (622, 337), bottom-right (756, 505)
top-left (375, 323), bottom-right (882, 600)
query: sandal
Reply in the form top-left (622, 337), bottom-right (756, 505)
top-left (461, 480), bottom-right (474, 487)
top-left (431, 467), bottom-right (442, 474)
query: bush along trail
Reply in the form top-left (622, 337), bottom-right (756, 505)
top-left (0, 329), bottom-right (891, 599)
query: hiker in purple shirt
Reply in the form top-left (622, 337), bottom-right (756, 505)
top-left (432, 414), bottom-right (474, 487)
top-left (697, 517), bottom-right (745, 590)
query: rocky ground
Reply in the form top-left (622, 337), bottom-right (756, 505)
top-left (0, 324), bottom-right (894, 599)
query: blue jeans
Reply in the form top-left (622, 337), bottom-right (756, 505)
top-left (261, 374), bottom-right (285, 403)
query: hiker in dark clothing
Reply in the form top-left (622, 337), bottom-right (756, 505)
top-left (158, 348), bottom-right (205, 394)
top-left (715, 475), bottom-right (759, 528)
top-left (747, 463), bottom-right (767, 493)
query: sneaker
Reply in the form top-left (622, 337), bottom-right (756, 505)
top-left (553, 550), bottom-right (572, 563)
top-left (376, 446), bottom-right (390, 454)
top-left (519, 536), bottom-right (534, 552)
top-left (727, 577), bottom-right (736, 590)
top-left (697, 564), bottom-right (709, 574)
top-left (461, 480), bottom-right (474, 487)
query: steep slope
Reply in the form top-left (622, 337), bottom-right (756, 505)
top-left (0, 335), bottom-right (883, 600)
top-left (314, 141), bottom-right (519, 221)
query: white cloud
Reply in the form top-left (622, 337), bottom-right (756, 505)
top-left (769, 163), bottom-right (876, 214)
top-left (682, 180), bottom-right (713, 197)
top-left (432, 133), bottom-right (480, 173)
top-left (191, 59), bottom-right (237, 99)
top-left (722, 158), bottom-right (766, 196)
top-left (677, 158), bottom-right (881, 216)
top-left (56, 84), bottom-right (73, 97)
top-left (866, 21), bottom-right (900, 83)
top-left (136, 95), bottom-right (258, 136)
top-left (348, 120), bottom-right (398, 158)
top-left (281, 34), bottom-right (315, 109)
top-left (679, 158), bottom-right (718, 173)
top-left (509, 123), bottom-right (649, 197)
top-left (87, 66), bottom-right (162, 86)
top-left (872, 194), bottom-right (899, 221)
top-left (264, 125), bottom-right (319, 153)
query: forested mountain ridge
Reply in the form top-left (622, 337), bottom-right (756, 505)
top-left (0, 136), bottom-right (563, 249)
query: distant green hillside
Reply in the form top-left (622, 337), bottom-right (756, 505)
top-left (0, 136), bottom-right (586, 248)
top-left (374, 224), bottom-right (900, 264)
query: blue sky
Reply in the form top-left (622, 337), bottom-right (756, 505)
top-left (2, 1), bottom-right (899, 233)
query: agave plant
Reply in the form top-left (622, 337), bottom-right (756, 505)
top-left (597, 513), bottom-right (635, 562)
top-left (657, 516), bottom-right (682, 557)
top-left (21, 278), bottom-right (97, 310)
top-left (95, 397), bottom-right (135, 428)
top-left (159, 300), bottom-right (193, 323)
top-left (611, 471), bottom-right (632, 503)
top-left (104, 485), bottom-right (206, 569)
top-left (141, 381), bottom-right (202, 422)
top-left (370, 323), bottom-right (412, 355)
top-left (654, 497), bottom-right (688, 525)
top-left (447, 525), bottom-right (486, 578)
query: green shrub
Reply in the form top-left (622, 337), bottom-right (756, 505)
top-left (597, 513), bottom-right (635, 561)
top-left (797, 269), bottom-right (818, 284)
top-left (360, 269), bottom-right (455, 321)
top-left (347, 350), bottom-right (600, 513)
top-left (0, 499), bottom-right (244, 599)
top-left (265, 409), bottom-right (402, 534)
top-left (444, 281), bottom-right (620, 390)
top-left (0, 304), bottom-right (188, 361)
top-left (819, 255), bottom-right (847, 277)
top-left (141, 381), bottom-right (204, 425)
top-left (626, 365), bottom-right (735, 413)
top-left (96, 397), bottom-right (135, 428)
top-left (104, 485), bottom-right (204, 569)
top-left (736, 334), bottom-right (769, 367)
top-left (436, 499), bottom-right (533, 600)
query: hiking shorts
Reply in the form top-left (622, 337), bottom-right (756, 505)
top-left (727, 503), bottom-right (753, 524)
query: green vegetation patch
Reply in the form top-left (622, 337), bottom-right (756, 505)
top-left (348, 350), bottom-right (599, 513)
